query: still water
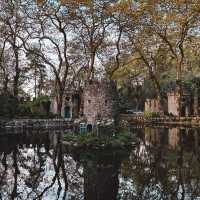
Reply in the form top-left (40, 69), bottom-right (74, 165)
top-left (1, 127), bottom-right (200, 200)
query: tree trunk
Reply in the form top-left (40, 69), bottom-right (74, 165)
top-left (3, 75), bottom-right (9, 94)
top-left (176, 60), bottom-right (182, 117)
top-left (176, 80), bottom-right (182, 117)
top-left (151, 73), bottom-right (165, 114)
top-left (56, 85), bottom-right (64, 117)
top-left (57, 98), bottom-right (62, 117)
top-left (34, 66), bottom-right (37, 98)
top-left (87, 51), bottom-right (95, 81)
top-left (13, 48), bottom-right (20, 98)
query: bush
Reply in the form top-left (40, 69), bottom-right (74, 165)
top-left (31, 96), bottom-right (51, 115)
top-left (17, 96), bottom-right (57, 119)
top-left (0, 94), bottom-right (19, 118)
top-left (17, 102), bottom-right (32, 116)
top-left (0, 94), bottom-right (56, 119)
top-left (63, 131), bottom-right (134, 147)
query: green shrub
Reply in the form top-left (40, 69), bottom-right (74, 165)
top-left (17, 96), bottom-right (57, 119)
top-left (63, 131), bottom-right (134, 145)
top-left (17, 103), bottom-right (32, 116)
top-left (0, 94), bottom-right (56, 119)
top-left (32, 95), bottom-right (50, 105)
top-left (0, 94), bottom-right (19, 118)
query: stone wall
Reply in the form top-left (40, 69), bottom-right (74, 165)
top-left (145, 99), bottom-right (161, 113)
top-left (168, 92), bottom-right (179, 116)
top-left (168, 92), bottom-right (193, 116)
top-left (3, 119), bottom-right (73, 133)
top-left (50, 97), bottom-right (58, 115)
top-left (50, 92), bottom-right (81, 119)
top-left (83, 81), bottom-right (117, 124)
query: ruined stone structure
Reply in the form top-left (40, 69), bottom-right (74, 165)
top-left (167, 92), bottom-right (193, 116)
top-left (51, 90), bottom-right (81, 119)
top-left (145, 98), bottom-right (167, 115)
top-left (167, 92), bottom-right (179, 116)
top-left (145, 99), bottom-right (161, 113)
top-left (50, 80), bottom-right (118, 123)
top-left (83, 81), bottom-right (117, 124)
top-left (145, 87), bottom-right (200, 117)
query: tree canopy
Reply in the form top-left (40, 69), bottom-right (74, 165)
top-left (0, 0), bottom-right (200, 115)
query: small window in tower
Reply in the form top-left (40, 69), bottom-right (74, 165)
top-left (88, 100), bottom-right (91, 104)
top-left (66, 97), bottom-right (70, 101)
top-left (105, 100), bottom-right (108, 105)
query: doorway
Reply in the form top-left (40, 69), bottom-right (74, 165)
top-left (64, 106), bottom-right (71, 118)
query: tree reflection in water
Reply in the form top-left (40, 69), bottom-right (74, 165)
top-left (0, 131), bottom-right (73, 200)
top-left (120, 127), bottom-right (200, 200)
top-left (1, 128), bottom-right (200, 200)
top-left (68, 149), bottom-right (129, 200)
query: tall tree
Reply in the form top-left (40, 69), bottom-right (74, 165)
top-left (71, 0), bottom-right (112, 81)
top-left (119, 0), bottom-right (200, 115)
top-left (0, 0), bottom-right (27, 97)
top-left (22, 2), bottom-right (88, 115)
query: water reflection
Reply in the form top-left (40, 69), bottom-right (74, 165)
top-left (0, 131), bottom-right (70, 200)
top-left (122, 127), bottom-right (200, 200)
top-left (68, 149), bottom-right (129, 200)
top-left (1, 128), bottom-right (200, 199)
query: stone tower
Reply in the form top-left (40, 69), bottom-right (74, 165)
top-left (83, 80), bottom-right (118, 124)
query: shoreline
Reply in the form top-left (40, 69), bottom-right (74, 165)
top-left (1, 115), bottom-right (200, 132)
top-left (120, 114), bottom-right (200, 127)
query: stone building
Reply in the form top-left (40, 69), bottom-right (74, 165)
top-left (145, 98), bottom-right (167, 115)
top-left (145, 99), bottom-right (161, 113)
top-left (192, 88), bottom-right (200, 116)
top-left (83, 80), bottom-right (118, 124)
top-left (167, 87), bottom-right (200, 116)
top-left (50, 80), bottom-right (118, 123)
top-left (51, 90), bottom-right (81, 119)
top-left (145, 89), bottom-right (200, 117)
top-left (167, 91), bottom-right (193, 116)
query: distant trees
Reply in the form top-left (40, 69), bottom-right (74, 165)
top-left (112, 1), bottom-right (200, 115)
top-left (144, 1), bottom-right (200, 116)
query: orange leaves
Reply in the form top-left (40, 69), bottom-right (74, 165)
top-left (115, 0), bottom-right (132, 11)
top-left (36, 0), bottom-right (45, 5)
top-left (108, 0), bottom-right (132, 15)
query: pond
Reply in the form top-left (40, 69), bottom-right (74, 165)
top-left (1, 127), bottom-right (200, 200)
